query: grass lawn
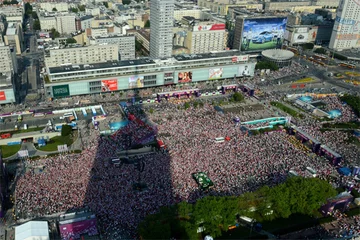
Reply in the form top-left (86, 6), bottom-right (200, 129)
top-left (0, 144), bottom-right (21, 158)
top-left (1, 127), bottom-right (44, 135)
top-left (36, 132), bottom-right (77, 152)
top-left (295, 77), bottom-right (314, 83)
top-left (270, 102), bottom-right (304, 118)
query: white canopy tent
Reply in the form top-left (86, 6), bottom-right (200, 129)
top-left (15, 221), bottom-right (50, 240)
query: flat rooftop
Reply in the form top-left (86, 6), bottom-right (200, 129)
top-left (49, 59), bottom-right (156, 74)
top-left (173, 50), bottom-right (243, 61)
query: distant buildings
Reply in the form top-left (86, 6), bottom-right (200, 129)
top-left (3, 22), bottom-right (23, 54)
top-left (0, 45), bottom-right (17, 104)
top-left (91, 34), bottom-right (135, 60)
top-left (44, 44), bottom-right (119, 68)
top-left (149, 0), bottom-right (174, 58)
top-left (39, 14), bottom-right (76, 34)
top-left (0, 3), bottom-right (24, 23)
top-left (329, 0), bottom-right (360, 51)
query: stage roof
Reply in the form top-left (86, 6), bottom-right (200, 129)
top-left (15, 221), bottom-right (50, 240)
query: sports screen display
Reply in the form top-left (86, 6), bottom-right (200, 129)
top-left (178, 71), bottom-right (192, 83)
top-left (209, 68), bottom-right (223, 80)
top-left (129, 75), bottom-right (144, 88)
top-left (0, 91), bottom-right (6, 101)
top-left (241, 17), bottom-right (287, 51)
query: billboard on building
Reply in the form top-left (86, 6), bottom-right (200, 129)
top-left (178, 71), bottom-right (192, 83)
top-left (0, 91), bottom-right (6, 101)
top-left (238, 63), bottom-right (255, 77)
top-left (241, 17), bottom-right (288, 51)
top-left (53, 85), bottom-right (70, 98)
top-left (209, 68), bottom-right (223, 80)
top-left (293, 33), bottom-right (309, 43)
top-left (193, 23), bottom-right (226, 32)
top-left (101, 79), bottom-right (118, 92)
top-left (129, 76), bottom-right (144, 88)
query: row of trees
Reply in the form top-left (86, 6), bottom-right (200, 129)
top-left (255, 61), bottom-right (279, 71)
top-left (340, 94), bottom-right (360, 117)
top-left (138, 177), bottom-right (337, 239)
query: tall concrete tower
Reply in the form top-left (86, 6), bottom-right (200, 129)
top-left (329, 0), bottom-right (360, 50)
top-left (149, 0), bottom-right (174, 59)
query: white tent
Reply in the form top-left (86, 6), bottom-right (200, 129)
top-left (15, 221), bottom-right (50, 240)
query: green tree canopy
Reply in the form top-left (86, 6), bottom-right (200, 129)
top-left (70, 7), bottom-right (78, 13)
top-left (122, 0), bottom-right (131, 4)
top-left (50, 28), bottom-right (60, 39)
top-left (61, 125), bottom-right (72, 136)
top-left (255, 61), bottom-right (279, 71)
top-left (33, 20), bottom-right (41, 31)
top-left (340, 94), bottom-right (360, 117)
top-left (78, 5), bottom-right (86, 11)
top-left (32, 12), bottom-right (38, 19)
top-left (144, 20), bottom-right (150, 28)
top-left (52, 7), bottom-right (57, 11)
top-left (66, 38), bottom-right (77, 44)
top-left (103, 2), bottom-right (108, 8)
top-left (231, 92), bottom-right (244, 102)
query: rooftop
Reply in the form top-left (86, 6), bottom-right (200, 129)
top-left (6, 27), bottom-right (16, 35)
top-left (174, 50), bottom-right (242, 61)
top-left (49, 59), bottom-right (156, 74)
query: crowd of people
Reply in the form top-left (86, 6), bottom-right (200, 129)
top-left (14, 99), bottom-right (358, 239)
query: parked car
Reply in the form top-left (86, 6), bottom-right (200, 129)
top-left (252, 31), bottom-right (273, 44)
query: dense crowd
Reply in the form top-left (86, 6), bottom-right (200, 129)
top-left (14, 101), bottom-right (352, 240)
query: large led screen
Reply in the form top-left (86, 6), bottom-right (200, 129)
top-left (178, 71), bottom-right (192, 83)
top-left (209, 68), bottom-right (223, 80)
top-left (129, 75), bottom-right (144, 88)
top-left (238, 63), bottom-right (255, 77)
top-left (101, 79), bottom-right (118, 92)
top-left (241, 17), bottom-right (287, 51)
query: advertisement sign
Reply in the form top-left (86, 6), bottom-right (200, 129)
top-left (101, 79), bottom-right (118, 92)
top-left (296, 27), bottom-right (308, 33)
top-left (241, 17), bottom-right (287, 51)
top-left (209, 68), bottom-right (223, 80)
top-left (0, 91), bottom-right (6, 101)
top-left (193, 23), bottom-right (226, 32)
top-left (129, 75), bottom-right (144, 88)
top-left (53, 85), bottom-right (70, 98)
top-left (238, 63), bottom-right (255, 77)
top-left (293, 33), bottom-right (309, 43)
top-left (178, 71), bottom-right (192, 83)
top-left (232, 55), bottom-right (249, 62)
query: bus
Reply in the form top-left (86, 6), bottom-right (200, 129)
top-left (339, 62), bottom-right (356, 69)
top-left (314, 54), bottom-right (327, 61)
top-left (215, 137), bottom-right (225, 143)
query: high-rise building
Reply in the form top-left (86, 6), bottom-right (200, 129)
top-left (329, 0), bottom-right (360, 50)
top-left (149, 0), bottom-right (174, 59)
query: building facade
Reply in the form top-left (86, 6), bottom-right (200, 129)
top-left (0, 46), bottom-right (16, 104)
top-left (174, 9), bottom-right (203, 21)
top-left (44, 51), bottom-right (255, 98)
top-left (44, 44), bottom-right (119, 68)
top-left (149, 0), bottom-right (174, 59)
top-left (183, 23), bottom-right (228, 54)
top-left (92, 35), bottom-right (135, 60)
top-left (329, 0), bottom-right (360, 51)
top-left (39, 16), bottom-right (57, 31)
top-left (39, 2), bottom-right (69, 12)
top-left (56, 15), bottom-right (76, 34)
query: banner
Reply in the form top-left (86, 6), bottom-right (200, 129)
top-left (178, 71), bottom-right (192, 83)
top-left (53, 85), bottom-right (70, 98)
top-left (209, 68), bottom-right (223, 80)
top-left (101, 79), bottom-right (118, 92)
top-left (129, 75), bottom-right (144, 88)
top-left (0, 91), bottom-right (6, 101)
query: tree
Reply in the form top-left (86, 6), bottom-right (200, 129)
top-left (255, 61), bottom-right (279, 71)
top-left (50, 28), bottom-right (60, 39)
top-left (135, 39), bottom-right (143, 52)
top-left (33, 20), bottom-right (41, 31)
top-left (78, 5), bottom-right (86, 11)
top-left (32, 12), bottom-right (38, 19)
top-left (184, 102), bottom-right (190, 110)
top-left (122, 0), bottom-right (131, 4)
top-left (70, 7), bottom-right (78, 13)
top-left (231, 92), bottom-right (244, 102)
top-left (103, 2), bottom-right (108, 8)
top-left (52, 7), bottom-right (57, 11)
top-left (25, 2), bottom-right (33, 16)
top-left (66, 38), bottom-right (77, 44)
top-left (61, 125), bottom-right (72, 137)
top-left (144, 20), bottom-right (150, 28)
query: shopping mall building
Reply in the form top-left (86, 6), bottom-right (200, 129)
top-left (44, 50), bottom-right (256, 98)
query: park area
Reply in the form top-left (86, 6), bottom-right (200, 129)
top-left (0, 144), bottom-right (21, 158)
top-left (36, 133), bottom-right (76, 151)
top-left (270, 102), bottom-right (304, 119)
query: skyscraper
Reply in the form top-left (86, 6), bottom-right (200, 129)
top-left (329, 0), bottom-right (360, 50)
top-left (149, 0), bottom-right (174, 59)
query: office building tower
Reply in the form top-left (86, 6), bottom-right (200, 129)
top-left (149, 0), bottom-right (174, 59)
top-left (329, 0), bottom-right (360, 50)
